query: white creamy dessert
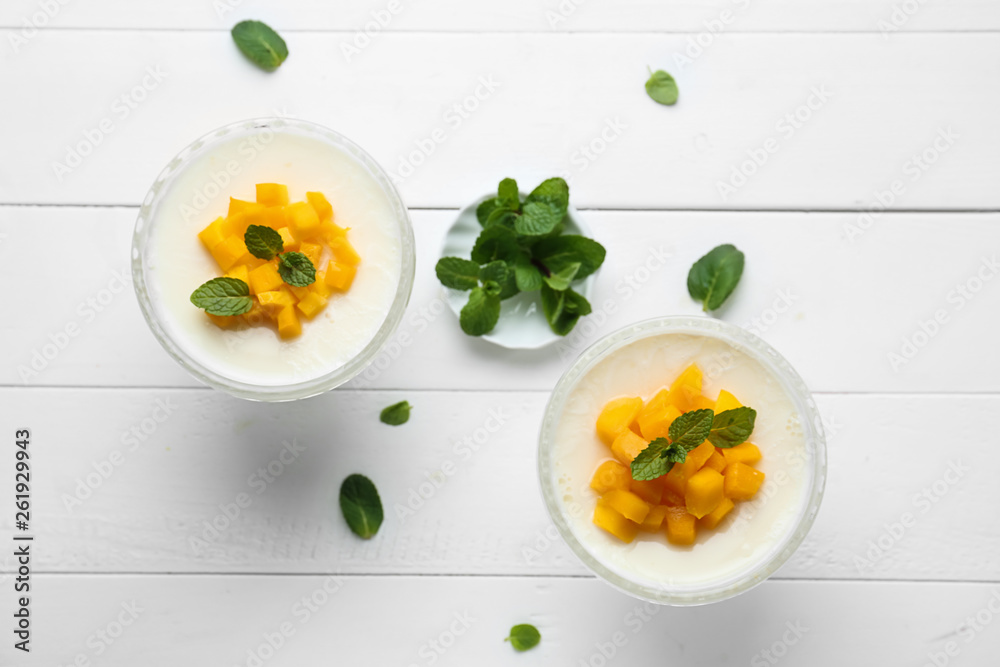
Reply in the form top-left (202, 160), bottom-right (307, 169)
top-left (143, 126), bottom-right (404, 387)
top-left (551, 332), bottom-right (812, 590)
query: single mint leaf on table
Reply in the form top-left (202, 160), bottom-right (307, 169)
top-left (505, 624), bottom-right (541, 652)
top-left (190, 277), bottom-right (254, 316)
top-left (436, 257), bottom-right (481, 291)
top-left (668, 408), bottom-right (715, 449)
top-left (514, 255), bottom-right (543, 292)
top-left (244, 224), bottom-right (284, 260)
top-left (515, 200), bottom-right (564, 237)
top-left (231, 20), bottom-right (288, 71)
top-left (531, 235), bottom-right (606, 279)
top-left (645, 69), bottom-right (678, 105)
top-left (471, 225), bottom-right (520, 264)
top-left (497, 177), bottom-right (520, 210)
top-left (542, 262), bottom-right (580, 292)
top-left (380, 400), bottom-right (411, 426)
top-left (278, 251), bottom-right (316, 286)
top-left (687, 244), bottom-right (745, 311)
top-left (339, 473), bottom-right (383, 539)
top-left (476, 197), bottom-right (501, 226)
top-left (708, 407), bottom-right (757, 448)
top-left (460, 286), bottom-right (501, 336)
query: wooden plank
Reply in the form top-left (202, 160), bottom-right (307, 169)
top-left (1, 388), bottom-right (996, 580)
top-left (2, 0), bottom-right (998, 32)
top-left (1, 32), bottom-right (996, 209)
top-left (3, 207), bottom-right (999, 392)
top-left (13, 575), bottom-right (1000, 665)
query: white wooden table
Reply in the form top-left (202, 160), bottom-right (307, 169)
top-left (2, 1), bottom-right (999, 664)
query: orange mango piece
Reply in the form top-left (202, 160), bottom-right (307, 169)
top-left (210, 235), bottom-right (251, 271)
top-left (704, 450), bottom-right (727, 474)
top-left (714, 389), bottom-right (743, 413)
top-left (324, 261), bottom-right (357, 291)
top-left (664, 506), bottom-right (697, 545)
top-left (722, 442), bottom-right (762, 468)
top-left (590, 460), bottom-right (631, 494)
top-left (640, 505), bottom-right (669, 532)
top-left (296, 292), bottom-right (327, 320)
top-left (306, 191), bottom-right (333, 222)
top-left (661, 463), bottom-right (687, 497)
top-left (330, 235), bottom-right (361, 266)
top-left (680, 440), bottom-right (716, 478)
top-left (601, 489), bottom-right (650, 524)
top-left (699, 497), bottom-right (735, 530)
top-left (593, 501), bottom-right (639, 543)
top-left (276, 306), bottom-right (301, 339)
top-left (611, 429), bottom-right (648, 466)
top-left (249, 262), bottom-right (284, 295)
top-left (299, 242), bottom-right (323, 268)
top-left (685, 467), bottom-right (725, 519)
top-left (286, 201), bottom-right (321, 240)
top-left (629, 479), bottom-right (663, 506)
top-left (596, 396), bottom-right (644, 445)
top-left (227, 197), bottom-right (260, 217)
top-left (256, 183), bottom-right (289, 207)
top-left (668, 364), bottom-right (703, 412)
top-left (638, 403), bottom-right (682, 441)
top-left (724, 462), bottom-right (765, 501)
top-left (198, 217), bottom-right (230, 250)
top-left (256, 288), bottom-right (296, 316)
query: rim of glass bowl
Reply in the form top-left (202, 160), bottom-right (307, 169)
top-left (131, 117), bottom-right (416, 402)
top-left (537, 315), bottom-right (827, 605)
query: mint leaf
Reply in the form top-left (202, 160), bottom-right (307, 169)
top-left (515, 200), bottom-right (563, 237)
top-left (525, 177), bottom-right (569, 212)
top-left (471, 225), bottom-right (520, 264)
top-left (505, 624), bottom-right (541, 652)
top-left (480, 260), bottom-right (518, 299)
top-left (630, 437), bottom-right (673, 481)
top-left (476, 197), bottom-right (501, 226)
top-left (562, 287), bottom-right (592, 316)
top-left (190, 277), bottom-right (254, 316)
top-left (708, 407), bottom-right (757, 448)
top-left (460, 286), bottom-right (501, 336)
top-left (542, 262), bottom-right (580, 292)
top-left (541, 284), bottom-right (587, 336)
top-left (668, 408), bottom-right (714, 449)
top-left (339, 474), bottom-right (383, 539)
top-left (244, 224), bottom-right (284, 260)
top-left (479, 260), bottom-right (509, 285)
top-left (497, 178), bottom-right (520, 210)
top-left (532, 235), bottom-right (606, 280)
top-left (687, 244), bottom-right (744, 312)
top-left (380, 400), bottom-right (411, 426)
top-left (278, 251), bottom-right (316, 287)
top-left (645, 69), bottom-right (678, 105)
top-left (514, 255), bottom-right (543, 292)
top-left (231, 20), bottom-right (288, 71)
top-left (485, 207), bottom-right (518, 230)
top-left (436, 257), bottom-right (480, 291)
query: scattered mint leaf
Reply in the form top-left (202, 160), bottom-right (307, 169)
top-left (708, 407), bottom-right (757, 448)
top-left (515, 200), bottom-right (563, 237)
top-left (687, 244), bottom-right (745, 312)
top-left (460, 286), bottom-right (501, 336)
top-left (514, 255), bottom-right (543, 292)
top-left (505, 624), bottom-right (541, 652)
top-left (542, 262), bottom-right (580, 292)
top-left (476, 197), bottom-right (501, 226)
top-left (190, 277), bottom-right (254, 316)
top-left (532, 235), bottom-right (606, 280)
top-left (497, 178), bottom-right (520, 210)
top-left (645, 69), bottom-right (678, 106)
top-left (668, 408), bottom-right (714, 450)
top-left (339, 474), bottom-right (383, 539)
top-left (380, 401), bottom-right (411, 426)
top-left (278, 251), bottom-right (316, 287)
top-left (436, 257), bottom-right (481, 291)
top-left (244, 224), bottom-right (284, 261)
top-left (471, 225), bottom-right (520, 264)
top-left (231, 20), bottom-right (288, 71)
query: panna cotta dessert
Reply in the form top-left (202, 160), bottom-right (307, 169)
top-left (539, 317), bottom-right (825, 604)
top-left (132, 119), bottom-right (414, 400)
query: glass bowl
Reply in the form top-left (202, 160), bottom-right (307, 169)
top-left (131, 117), bottom-right (415, 401)
top-left (537, 316), bottom-right (827, 605)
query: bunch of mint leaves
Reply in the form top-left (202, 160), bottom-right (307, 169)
top-left (630, 406), bottom-right (757, 481)
top-left (436, 177), bottom-right (606, 337)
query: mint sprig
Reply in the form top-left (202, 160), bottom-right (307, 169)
top-left (245, 224), bottom-right (284, 260)
top-left (190, 277), bottom-right (254, 316)
top-left (277, 251), bottom-right (316, 287)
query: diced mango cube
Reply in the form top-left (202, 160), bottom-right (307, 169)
top-left (640, 505), bottom-right (669, 532)
top-left (669, 364), bottom-right (703, 412)
top-left (198, 217), bottom-right (229, 250)
top-left (661, 463), bottom-right (687, 497)
top-left (593, 501), bottom-right (639, 543)
top-left (228, 197), bottom-right (260, 217)
top-left (276, 305), bottom-right (301, 339)
top-left (261, 206), bottom-right (287, 230)
top-left (310, 273), bottom-right (332, 299)
top-left (611, 429), bottom-right (648, 465)
top-left (256, 183), bottom-right (289, 207)
top-left (724, 462), bottom-right (765, 501)
top-left (256, 288), bottom-right (296, 316)
top-left (277, 227), bottom-right (298, 252)
top-left (692, 395), bottom-right (715, 410)
top-left (704, 450), bottom-right (727, 474)
top-left (601, 489), bottom-right (650, 524)
top-left (249, 262), bottom-right (284, 294)
top-left (685, 467), bottom-right (725, 519)
top-left (324, 261), bottom-right (357, 291)
top-left (596, 396), bottom-right (644, 445)
top-left (638, 403), bottom-right (682, 441)
top-left (699, 497), bottom-right (735, 530)
top-left (664, 506), bottom-right (697, 545)
top-left (286, 201), bottom-right (320, 240)
top-left (330, 235), bottom-right (361, 265)
top-left (721, 442), bottom-right (762, 468)
top-left (714, 389), bottom-right (743, 413)
top-left (288, 284), bottom-right (311, 301)
top-left (206, 313), bottom-right (238, 330)
top-left (680, 440), bottom-right (716, 478)
top-left (224, 264), bottom-right (250, 289)
top-left (299, 242), bottom-right (323, 268)
top-left (629, 478), bottom-right (663, 505)
top-left (296, 292), bottom-right (327, 320)
top-left (320, 221), bottom-right (347, 244)
top-left (210, 235), bottom-right (251, 271)
top-left (306, 191), bottom-right (333, 222)
top-left (590, 460), bottom-right (631, 494)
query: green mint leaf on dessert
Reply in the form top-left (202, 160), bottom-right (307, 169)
top-left (532, 235), bottom-right (607, 280)
top-left (542, 262), bottom-right (580, 292)
top-left (645, 68), bottom-right (678, 106)
top-left (497, 177), bottom-right (520, 210)
top-left (515, 200), bottom-right (564, 237)
top-left (278, 251), bottom-right (316, 287)
top-left (339, 474), bottom-right (383, 539)
top-left (460, 286), bottom-right (501, 336)
top-left (380, 401), bottom-right (411, 426)
top-left (505, 624), bottom-right (541, 652)
top-left (630, 438), bottom-right (673, 480)
top-left (708, 407), bottom-right (757, 448)
top-left (231, 20), bottom-right (289, 71)
top-left (476, 197), bottom-right (501, 226)
top-left (436, 257), bottom-right (481, 291)
top-left (525, 177), bottom-right (569, 212)
top-left (244, 224), bottom-right (284, 260)
top-left (514, 255), bottom-right (544, 292)
top-left (190, 277), bottom-right (254, 316)
top-left (471, 225), bottom-right (521, 264)
top-left (668, 408), bottom-right (715, 449)
top-left (687, 244), bottom-right (744, 312)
